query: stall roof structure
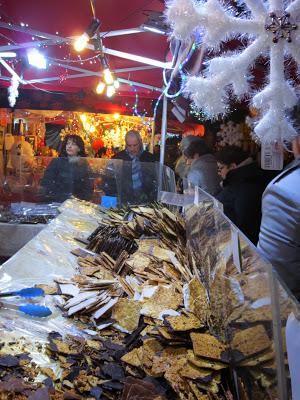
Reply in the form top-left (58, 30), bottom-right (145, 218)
top-left (0, 0), bottom-right (171, 104)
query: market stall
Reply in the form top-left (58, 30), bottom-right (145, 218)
top-left (0, 108), bottom-right (154, 158)
top-left (0, 190), bottom-right (298, 399)
top-left (0, 159), bottom-right (175, 260)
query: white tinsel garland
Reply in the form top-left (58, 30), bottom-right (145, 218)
top-left (166, 0), bottom-right (300, 144)
top-left (8, 75), bottom-right (19, 107)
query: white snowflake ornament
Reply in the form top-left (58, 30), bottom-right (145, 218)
top-left (8, 75), bottom-right (19, 108)
top-left (166, 0), bottom-right (300, 144)
top-left (216, 120), bottom-right (244, 148)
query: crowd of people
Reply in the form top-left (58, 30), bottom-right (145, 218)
top-left (4, 122), bottom-right (300, 300)
top-left (175, 132), bottom-right (300, 301)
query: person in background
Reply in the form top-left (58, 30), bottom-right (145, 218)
top-left (175, 135), bottom-right (202, 180)
top-left (184, 139), bottom-right (220, 196)
top-left (110, 130), bottom-right (156, 204)
top-left (216, 145), bottom-right (270, 244)
top-left (258, 133), bottom-right (300, 299)
top-left (40, 134), bottom-right (93, 203)
top-left (113, 130), bottom-right (155, 163)
top-left (153, 144), bottom-right (160, 162)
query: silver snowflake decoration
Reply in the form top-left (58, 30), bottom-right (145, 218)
top-left (265, 11), bottom-right (297, 43)
top-left (166, 0), bottom-right (300, 143)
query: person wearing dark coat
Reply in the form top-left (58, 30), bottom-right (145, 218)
top-left (40, 134), bottom-right (93, 203)
top-left (258, 132), bottom-right (300, 299)
top-left (104, 130), bottom-right (156, 205)
top-left (215, 146), bottom-right (272, 244)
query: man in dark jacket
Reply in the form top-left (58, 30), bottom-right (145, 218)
top-left (108, 130), bottom-right (156, 205)
top-left (258, 134), bottom-right (300, 299)
top-left (216, 146), bottom-right (272, 244)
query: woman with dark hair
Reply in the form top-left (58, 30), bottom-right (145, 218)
top-left (40, 134), bottom-right (93, 202)
top-left (183, 139), bottom-right (220, 196)
top-left (216, 145), bottom-right (271, 244)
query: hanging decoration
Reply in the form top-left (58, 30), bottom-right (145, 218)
top-left (166, 0), bottom-right (300, 144)
top-left (8, 75), bottom-right (19, 107)
top-left (216, 121), bottom-right (244, 149)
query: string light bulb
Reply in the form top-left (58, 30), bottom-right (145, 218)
top-left (94, 43), bottom-right (119, 97)
top-left (74, 33), bottom-right (89, 52)
top-left (96, 81), bottom-right (105, 94)
top-left (73, 18), bottom-right (101, 52)
top-left (103, 68), bottom-right (114, 85)
top-left (106, 85), bottom-right (116, 97)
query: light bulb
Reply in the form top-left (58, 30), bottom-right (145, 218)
top-left (113, 113), bottom-right (120, 120)
top-left (90, 125), bottom-right (96, 133)
top-left (96, 81), bottom-right (105, 94)
top-left (106, 85), bottom-right (116, 97)
top-left (74, 33), bottom-right (89, 52)
top-left (85, 123), bottom-right (91, 131)
top-left (113, 79), bottom-right (120, 89)
top-left (103, 68), bottom-right (114, 85)
top-left (80, 114), bottom-right (87, 123)
top-left (27, 48), bottom-right (47, 69)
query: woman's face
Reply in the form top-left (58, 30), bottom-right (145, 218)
top-left (217, 162), bottom-right (231, 180)
top-left (66, 139), bottom-right (80, 157)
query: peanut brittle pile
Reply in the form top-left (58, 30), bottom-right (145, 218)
top-left (1, 204), bottom-right (293, 399)
top-left (50, 205), bottom-right (289, 399)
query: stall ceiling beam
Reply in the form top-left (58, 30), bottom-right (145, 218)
top-left (26, 72), bottom-right (95, 83)
top-left (0, 22), bottom-right (143, 42)
top-left (26, 71), bottom-right (163, 92)
top-left (0, 56), bottom-right (25, 83)
top-left (25, 61), bottom-right (163, 91)
top-left (0, 22), bottom-right (171, 69)
top-left (50, 61), bottom-right (157, 75)
top-left (0, 39), bottom-right (58, 52)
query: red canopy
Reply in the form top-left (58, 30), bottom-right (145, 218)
top-left (0, 0), bottom-right (170, 112)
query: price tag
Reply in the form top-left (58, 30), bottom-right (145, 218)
top-left (261, 142), bottom-right (283, 170)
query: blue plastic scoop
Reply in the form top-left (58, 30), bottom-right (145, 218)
top-left (0, 301), bottom-right (52, 317)
top-left (0, 287), bottom-right (45, 298)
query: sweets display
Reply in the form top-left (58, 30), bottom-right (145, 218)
top-left (0, 201), bottom-right (295, 399)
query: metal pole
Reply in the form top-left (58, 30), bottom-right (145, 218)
top-left (150, 119), bottom-right (155, 153)
top-left (160, 94), bottom-right (167, 165)
top-left (158, 94), bottom-right (167, 195)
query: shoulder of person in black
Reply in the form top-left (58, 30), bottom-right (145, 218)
top-left (221, 161), bottom-right (274, 188)
top-left (113, 150), bottom-right (155, 162)
top-left (216, 162), bottom-right (275, 244)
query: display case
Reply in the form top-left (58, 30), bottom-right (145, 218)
top-left (0, 156), bottom-right (175, 257)
top-left (187, 186), bottom-right (300, 399)
top-left (0, 156), bottom-right (175, 207)
top-left (0, 187), bottom-right (298, 399)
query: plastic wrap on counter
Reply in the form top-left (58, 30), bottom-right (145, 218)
top-left (0, 198), bottom-right (101, 339)
top-left (0, 202), bottom-right (60, 224)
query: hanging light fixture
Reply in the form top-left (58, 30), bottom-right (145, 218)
top-left (74, 18), bottom-right (101, 52)
top-left (95, 41), bottom-right (120, 97)
top-left (74, 0), bottom-right (119, 97)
